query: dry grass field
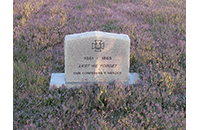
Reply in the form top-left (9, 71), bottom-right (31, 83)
top-left (13, 0), bottom-right (186, 129)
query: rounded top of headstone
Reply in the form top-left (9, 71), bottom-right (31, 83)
top-left (64, 31), bottom-right (130, 41)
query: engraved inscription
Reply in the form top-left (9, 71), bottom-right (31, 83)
top-left (73, 72), bottom-right (81, 75)
top-left (100, 64), bottom-right (117, 68)
top-left (84, 57), bottom-right (94, 60)
top-left (92, 40), bottom-right (104, 52)
top-left (78, 64), bottom-right (117, 68)
top-left (73, 71), bottom-right (121, 75)
top-left (82, 72), bottom-right (106, 75)
top-left (75, 55), bottom-right (121, 76)
top-left (91, 64), bottom-right (98, 68)
top-left (78, 64), bottom-right (90, 68)
top-left (102, 56), bottom-right (112, 60)
top-left (84, 56), bottom-right (112, 60)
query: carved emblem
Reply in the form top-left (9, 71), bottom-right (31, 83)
top-left (92, 40), bottom-right (104, 52)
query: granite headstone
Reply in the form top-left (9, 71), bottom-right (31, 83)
top-left (50, 31), bottom-right (140, 88)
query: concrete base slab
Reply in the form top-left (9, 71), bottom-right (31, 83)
top-left (50, 73), bottom-right (140, 89)
top-left (128, 73), bottom-right (140, 84)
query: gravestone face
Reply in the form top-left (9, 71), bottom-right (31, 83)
top-left (64, 31), bottom-right (130, 84)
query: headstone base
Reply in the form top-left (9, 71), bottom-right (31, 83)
top-left (50, 73), bottom-right (140, 89)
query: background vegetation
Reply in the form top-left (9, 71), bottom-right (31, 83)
top-left (13, 0), bottom-right (186, 129)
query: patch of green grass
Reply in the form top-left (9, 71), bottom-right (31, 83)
top-left (73, 5), bottom-right (83, 10)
